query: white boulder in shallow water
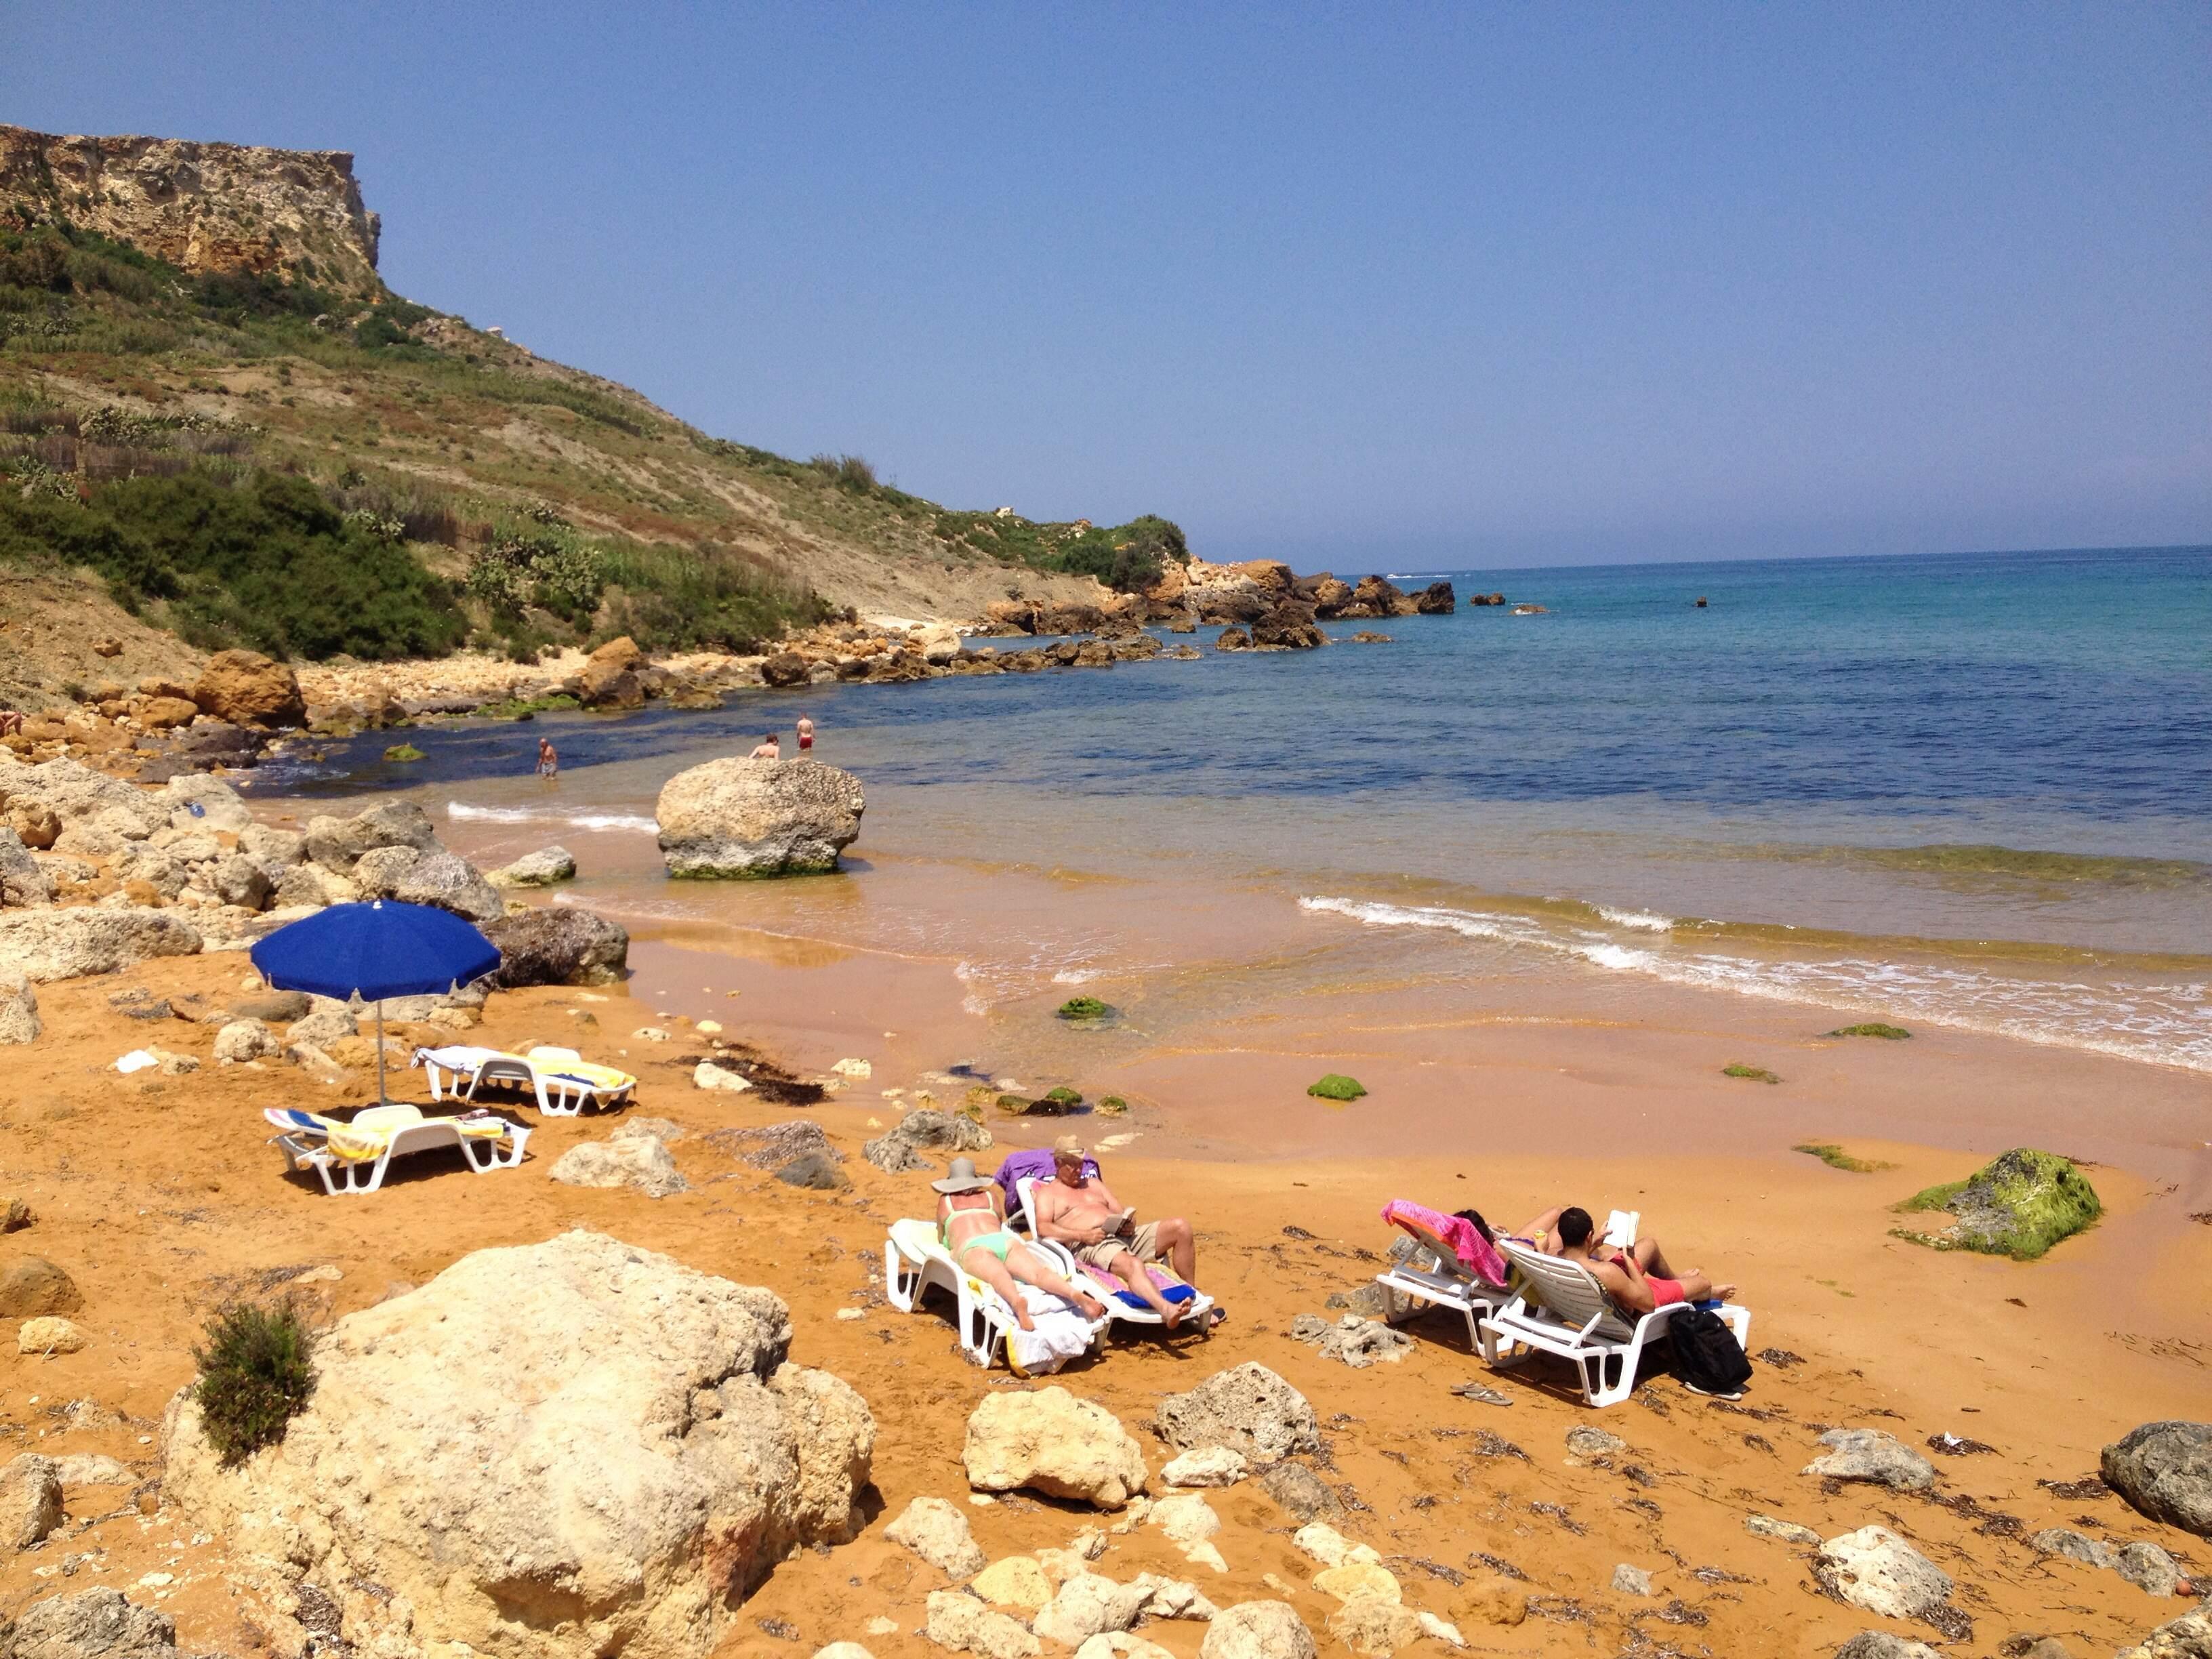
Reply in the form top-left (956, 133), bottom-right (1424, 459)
top-left (161, 1231), bottom-right (874, 1659)
top-left (656, 758), bottom-right (864, 878)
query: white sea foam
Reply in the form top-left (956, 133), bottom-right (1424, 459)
top-left (447, 801), bottom-right (657, 834)
top-left (1595, 905), bottom-right (1675, 933)
top-left (1052, 968), bottom-right (1102, 985)
top-left (1299, 895), bottom-right (2212, 1073)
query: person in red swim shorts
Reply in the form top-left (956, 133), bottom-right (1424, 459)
top-left (796, 714), bottom-right (815, 752)
top-left (1522, 1206), bottom-right (1737, 1313)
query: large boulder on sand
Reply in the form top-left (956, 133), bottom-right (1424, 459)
top-left (303, 800), bottom-right (441, 876)
top-left (1802, 1427), bottom-right (1936, 1492)
top-left (483, 907), bottom-right (630, 987)
top-left (657, 758), bottom-right (864, 878)
top-left (963, 1387), bottom-right (1148, 1509)
top-left (161, 1230), bottom-right (874, 1659)
top-left (861, 1107), bottom-right (992, 1174)
top-left (0, 907), bottom-right (201, 983)
top-left (0, 975), bottom-right (40, 1045)
top-left (1154, 1365), bottom-right (1321, 1466)
top-left (0, 758), bottom-right (166, 855)
top-left (2104, 1422), bottom-right (2212, 1538)
top-left (1200, 1602), bottom-right (1316, 1659)
top-left (350, 847), bottom-right (505, 924)
top-left (190, 649), bottom-right (305, 728)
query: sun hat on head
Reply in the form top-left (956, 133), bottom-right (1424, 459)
top-left (1052, 1134), bottom-right (1085, 1158)
top-left (932, 1155), bottom-right (994, 1195)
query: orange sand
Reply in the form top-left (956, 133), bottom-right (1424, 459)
top-left (2, 943), bottom-right (2207, 1657)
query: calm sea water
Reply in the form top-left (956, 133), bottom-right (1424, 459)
top-left (268, 545), bottom-right (2212, 1071)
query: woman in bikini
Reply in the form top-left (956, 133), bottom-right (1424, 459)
top-left (934, 1158), bottom-right (1108, 1331)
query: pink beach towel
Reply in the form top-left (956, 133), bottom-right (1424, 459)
top-left (1380, 1199), bottom-right (1510, 1288)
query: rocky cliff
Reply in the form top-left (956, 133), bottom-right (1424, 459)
top-left (0, 122), bottom-right (381, 298)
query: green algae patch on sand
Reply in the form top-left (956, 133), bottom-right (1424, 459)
top-left (1057, 996), bottom-right (1113, 1022)
top-left (1828, 1022), bottom-right (1912, 1040)
top-left (1307, 1073), bottom-right (1367, 1102)
top-left (1042, 1086), bottom-right (1084, 1110)
top-left (1095, 1094), bottom-right (1129, 1116)
top-left (382, 743), bottom-right (426, 762)
top-left (996, 1090), bottom-right (1078, 1116)
top-left (1892, 1147), bottom-right (2102, 1260)
top-left (1794, 1142), bottom-right (1896, 1174)
top-left (1723, 1063), bottom-right (1782, 1084)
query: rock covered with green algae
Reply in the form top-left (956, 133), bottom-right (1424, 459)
top-left (1057, 996), bottom-right (1113, 1021)
top-left (1895, 1147), bottom-right (2102, 1259)
top-left (1307, 1074), bottom-right (1366, 1102)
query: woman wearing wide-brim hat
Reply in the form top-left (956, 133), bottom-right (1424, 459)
top-left (935, 1157), bottom-right (1108, 1330)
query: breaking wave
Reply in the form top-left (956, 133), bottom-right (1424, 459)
top-left (1298, 895), bottom-right (2212, 1073)
top-left (447, 801), bottom-right (658, 834)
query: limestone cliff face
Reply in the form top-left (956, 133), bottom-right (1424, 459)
top-left (0, 123), bottom-right (382, 297)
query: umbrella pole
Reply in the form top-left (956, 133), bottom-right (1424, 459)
top-left (375, 1000), bottom-right (388, 1105)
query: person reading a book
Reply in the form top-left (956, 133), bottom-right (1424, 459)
top-left (1029, 1135), bottom-right (1197, 1328)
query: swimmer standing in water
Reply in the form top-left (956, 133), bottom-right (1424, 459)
top-left (796, 714), bottom-right (815, 753)
top-left (536, 736), bottom-right (559, 778)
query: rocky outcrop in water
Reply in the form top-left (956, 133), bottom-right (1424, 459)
top-left (657, 758), bottom-right (865, 878)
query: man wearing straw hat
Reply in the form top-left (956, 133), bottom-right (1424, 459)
top-left (1031, 1134), bottom-right (1198, 1328)
top-left (935, 1156), bottom-right (1107, 1331)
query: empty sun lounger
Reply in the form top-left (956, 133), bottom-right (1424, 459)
top-left (1373, 1204), bottom-right (1507, 1349)
top-left (882, 1217), bottom-right (1107, 1370)
top-left (1015, 1176), bottom-right (1217, 1336)
top-left (264, 1103), bottom-right (530, 1196)
top-left (1477, 1238), bottom-right (1752, 1408)
top-left (411, 1044), bottom-right (636, 1116)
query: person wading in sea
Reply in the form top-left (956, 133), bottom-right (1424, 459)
top-left (796, 714), bottom-right (815, 754)
top-left (748, 733), bottom-right (781, 760)
top-left (536, 736), bottom-right (558, 779)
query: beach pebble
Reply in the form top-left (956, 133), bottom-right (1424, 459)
top-left (1072, 1635), bottom-right (1174, 1659)
top-left (1834, 1636), bottom-right (1942, 1659)
top-left (695, 1019), bottom-right (722, 1035)
top-left (1568, 1425), bottom-right (1626, 1458)
top-left (832, 1057), bottom-right (872, 1078)
top-left (1149, 1494), bottom-right (1221, 1549)
top-left (2030, 1526), bottom-right (2118, 1570)
top-left (693, 1061), bottom-right (752, 1092)
top-left (1313, 1561), bottom-right (1399, 1604)
top-left (1610, 1563), bottom-right (1652, 1597)
top-left (1155, 1363), bottom-right (1321, 1466)
top-left (1162, 1448), bottom-right (1249, 1488)
top-left (810, 1645), bottom-right (877, 1659)
top-left (1324, 1594), bottom-right (1420, 1655)
top-left (632, 1026), bottom-right (671, 1042)
top-left (972, 1555), bottom-right (1052, 1614)
top-left (1258, 1460), bottom-right (1340, 1522)
top-left (1033, 1572), bottom-right (1151, 1647)
top-left (835, 1307), bottom-right (866, 1322)
top-left (1414, 1610), bottom-right (1467, 1649)
top-left (1744, 1513), bottom-right (1822, 1545)
top-left (1293, 1522), bottom-right (1380, 1570)
top-left (1199, 1601), bottom-right (1315, 1659)
top-left (1454, 1571), bottom-right (1527, 1626)
top-left (864, 1619), bottom-right (899, 1637)
top-left (1802, 1427), bottom-right (1937, 1492)
top-left (0, 1454), bottom-right (63, 1550)
top-left (1814, 1526), bottom-right (1953, 1619)
top-left (17, 1317), bottom-right (88, 1355)
top-left (2117, 1540), bottom-right (2185, 1597)
top-left (926, 1586), bottom-right (1042, 1658)
top-left (964, 1387), bottom-right (1148, 1509)
top-left (884, 1496), bottom-right (987, 1578)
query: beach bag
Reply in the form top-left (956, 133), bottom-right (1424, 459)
top-left (1668, 1307), bottom-right (1752, 1395)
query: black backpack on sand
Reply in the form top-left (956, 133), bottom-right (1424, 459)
top-left (1668, 1307), bottom-right (1753, 1395)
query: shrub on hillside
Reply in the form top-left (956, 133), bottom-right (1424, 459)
top-left (192, 1300), bottom-right (316, 1465)
top-left (0, 470), bottom-right (466, 661)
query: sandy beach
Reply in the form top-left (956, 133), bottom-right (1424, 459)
top-left (4, 911), bottom-right (2206, 1657)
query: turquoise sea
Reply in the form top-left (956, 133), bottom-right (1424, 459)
top-left (273, 544), bottom-right (2212, 1072)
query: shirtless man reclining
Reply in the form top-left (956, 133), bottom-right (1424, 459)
top-left (1516, 1204), bottom-right (1737, 1314)
top-left (1030, 1135), bottom-right (1200, 1328)
top-left (935, 1157), bottom-right (1107, 1331)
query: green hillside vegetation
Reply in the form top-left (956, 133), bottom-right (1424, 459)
top-left (0, 220), bottom-right (1184, 662)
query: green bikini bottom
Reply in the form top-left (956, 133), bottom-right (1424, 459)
top-left (948, 1229), bottom-right (1018, 1262)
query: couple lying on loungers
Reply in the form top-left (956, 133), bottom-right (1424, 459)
top-left (934, 1135), bottom-right (1201, 1330)
top-left (1438, 1202), bottom-right (1737, 1314)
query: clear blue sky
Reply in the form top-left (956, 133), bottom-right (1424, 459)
top-left (7, 4), bottom-right (2208, 567)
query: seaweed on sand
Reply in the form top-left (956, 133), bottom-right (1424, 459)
top-left (1891, 1148), bottom-right (2101, 1260)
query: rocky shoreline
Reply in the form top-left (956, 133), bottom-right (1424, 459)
top-left (1, 560), bottom-right (1500, 784)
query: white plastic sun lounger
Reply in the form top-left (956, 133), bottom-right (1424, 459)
top-left (412, 1044), bottom-right (636, 1116)
top-left (1373, 1214), bottom-right (1505, 1349)
top-left (1015, 1176), bottom-right (1216, 1336)
top-left (883, 1217), bottom-right (1107, 1369)
top-left (265, 1103), bottom-right (531, 1196)
top-left (1477, 1238), bottom-right (1751, 1408)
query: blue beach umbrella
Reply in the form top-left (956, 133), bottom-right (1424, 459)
top-left (249, 900), bottom-right (502, 1105)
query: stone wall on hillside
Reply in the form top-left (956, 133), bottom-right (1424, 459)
top-left (0, 123), bottom-right (382, 296)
